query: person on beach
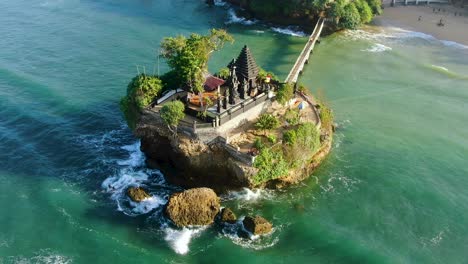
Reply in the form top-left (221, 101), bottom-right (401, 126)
top-left (418, 16), bottom-right (422, 21)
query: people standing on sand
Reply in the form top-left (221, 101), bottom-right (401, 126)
top-left (418, 16), bottom-right (422, 21)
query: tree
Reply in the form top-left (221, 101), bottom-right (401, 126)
top-left (339, 3), bottom-right (361, 30)
top-left (255, 114), bottom-right (279, 135)
top-left (160, 29), bottom-right (234, 93)
top-left (365, 0), bottom-right (382, 15)
top-left (160, 101), bottom-right (185, 136)
top-left (355, 0), bottom-right (373, 24)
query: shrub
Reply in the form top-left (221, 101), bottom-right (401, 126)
top-left (283, 130), bottom-right (297, 145)
top-left (285, 108), bottom-right (300, 126)
top-left (253, 147), bottom-right (289, 185)
top-left (126, 74), bottom-right (163, 109)
top-left (276, 83), bottom-right (294, 105)
top-left (254, 137), bottom-right (265, 150)
top-left (121, 74), bottom-right (163, 129)
top-left (295, 123), bottom-right (321, 153)
top-left (267, 134), bottom-right (277, 144)
top-left (319, 102), bottom-right (334, 131)
top-left (119, 96), bottom-right (139, 130)
top-left (282, 122), bottom-right (321, 166)
top-left (255, 114), bottom-right (279, 134)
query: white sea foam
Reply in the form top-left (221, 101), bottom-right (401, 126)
top-left (225, 8), bottom-right (257, 25)
top-left (117, 142), bottom-right (145, 167)
top-left (214, 0), bottom-right (227, 6)
top-left (220, 217), bottom-right (279, 250)
top-left (8, 249), bottom-right (72, 264)
top-left (222, 188), bottom-right (273, 202)
top-left (441, 40), bottom-right (468, 49)
top-left (431, 65), bottom-right (449, 72)
top-left (164, 226), bottom-right (207, 255)
top-left (362, 43), bottom-right (392, 53)
top-left (271, 27), bottom-right (306, 37)
top-left (129, 196), bottom-right (166, 214)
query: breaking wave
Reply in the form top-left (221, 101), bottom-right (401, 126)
top-left (101, 142), bottom-right (169, 216)
top-left (271, 27), bottom-right (306, 37)
top-left (225, 8), bottom-right (257, 25)
top-left (362, 43), bottom-right (392, 53)
top-left (219, 216), bottom-right (280, 250)
top-left (164, 226), bottom-right (208, 255)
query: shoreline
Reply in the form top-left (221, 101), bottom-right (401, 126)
top-left (373, 3), bottom-right (468, 46)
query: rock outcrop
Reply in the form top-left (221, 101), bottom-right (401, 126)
top-left (135, 110), bottom-right (251, 193)
top-left (127, 187), bottom-right (151, 202)
top-left (165, 188), bottom-right (220, 227)
top-left (219, 208), bottom-right (237, 224)
top-left (243, 215), bottom-right (272, 235)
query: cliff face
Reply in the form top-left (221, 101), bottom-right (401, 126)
top-left (135, 110), bottom-right (254, 193)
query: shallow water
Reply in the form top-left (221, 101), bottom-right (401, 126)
top-left (1, 0), bottom-right (468, 263)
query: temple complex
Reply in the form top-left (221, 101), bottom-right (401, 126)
top-left (157, 45), bottom-right (278, 129)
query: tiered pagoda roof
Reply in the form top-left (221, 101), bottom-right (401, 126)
top-left (233, 45), bottom-right (259, 80)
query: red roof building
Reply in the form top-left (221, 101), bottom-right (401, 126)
top-left (204, 75), bottom-right (225, 92)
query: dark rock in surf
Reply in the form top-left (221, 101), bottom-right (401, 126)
top-left (166, 188), bottom-right (220, 227)
top-left (127, 187), bottom-right (151, 202)
top-left (220, 207), bottom-right (237, 224)
top-left (243, 215), bottom-right (272, 235)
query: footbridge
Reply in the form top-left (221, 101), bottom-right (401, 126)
top-left (285, 17), bottom-right (325, 84)
top-left (390, 0), bottom-right (449, 6)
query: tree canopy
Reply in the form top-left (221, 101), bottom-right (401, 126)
top-left (235, 0), bottom-right (382, 30)
top-left (160, 101), bottom-right (186, 130)
top-left (160, 29), bottom-right (233, 93)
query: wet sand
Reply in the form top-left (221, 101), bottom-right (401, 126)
top-left (374, 3), bottom-right (468, 46)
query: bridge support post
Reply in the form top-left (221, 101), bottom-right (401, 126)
top-left (404, 0), bottom-right (408, 5)
top-left (391, 0), bottom-right (395, 6)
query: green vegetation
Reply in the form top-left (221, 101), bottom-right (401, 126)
top-left (125, 74), bottom-right (163, 109)
top-left (216, 67), bottom-right (230, 79)
top-left (283, 130), bottom-right (297, 145)
top-left (285, 108), bottom-right (301, 126)
top-left (257, 68), bottom-right (280, 83)
top-left (160, 101), bottom-right (185, 135)
top-left (319, 102), bottom-right (334, 130)
top-left (161, 29), bottom-right (233, 93)
top-left (253, 147), bottom-right (289, 185)
top-left (282, 122), bottom-right (321, 166)
top-left (233, 0), bottom-right (383, 30)
top-left (255, 114), bottom-right (280, 135)
top-left (276, 83), bottom-right (294, 105)
top-left (120, 74), bottom-right (163, 129)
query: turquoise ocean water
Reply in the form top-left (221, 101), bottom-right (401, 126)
top-left (1, 0), bottom-right (468, 263)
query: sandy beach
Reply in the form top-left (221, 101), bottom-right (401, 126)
top-left (374, 2), bottom-right (468, 46)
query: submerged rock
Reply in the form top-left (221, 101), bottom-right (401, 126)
top-left (220, 208), bottom-right (237, 224)
top-left (166, 188), bottom-right (220, 227)
top-left (243, 216), bottom-right (272, 235)
top-left (127, 187), bottom-right (151, 202)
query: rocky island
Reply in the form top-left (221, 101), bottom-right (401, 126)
top-left (120, 28), bottom-right (333, 232)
